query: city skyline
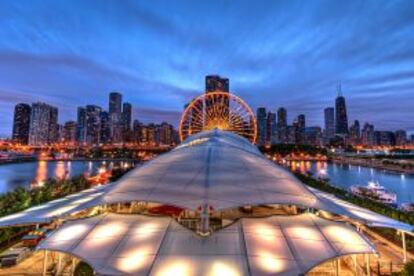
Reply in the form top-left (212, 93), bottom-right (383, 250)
top-left (1, 1), bottom-right (414, 137)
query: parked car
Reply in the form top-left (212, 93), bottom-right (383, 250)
top-left (21, 234), bottom-right (44, 247)
top-left (0, 247), bottom-right (31, 267)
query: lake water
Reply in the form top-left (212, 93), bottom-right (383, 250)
top-left (1, 160), bottom-right (413, 205)
top-left (289, 161), bottom-right (414, 205)
top-left (0, 160), bottom-right (115, 194)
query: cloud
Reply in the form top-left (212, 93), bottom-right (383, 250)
top-left (1, 0), bottom-right (414, 135)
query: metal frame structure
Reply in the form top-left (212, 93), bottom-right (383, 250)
top-left (179, 92), bottom-right (257, 143)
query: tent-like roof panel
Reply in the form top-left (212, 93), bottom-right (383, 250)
top-left (37, 213), bottom-right (375, 276)
top-left (0, 184), bottom-right (110, 227)
top-left (103, 130), bottom-right (320, 210)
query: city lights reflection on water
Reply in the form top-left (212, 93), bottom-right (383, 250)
top-left (0, 160), bottom-right (119, 194)
top-left (287, 161), bottom-right (414, 205)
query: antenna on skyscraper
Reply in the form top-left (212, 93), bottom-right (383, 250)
top-left (337, 83), bottom-right (342, 97)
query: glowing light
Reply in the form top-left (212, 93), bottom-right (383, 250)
top-left (92, 222), bottom-right (127, 239)
top-left (35, 160), bottom-right (48, 186)
top-left (324, 225), bottom-right (361, 244)
top-left (288, 226), bottom-right (322, 240)
top-left (118, 248), bottom-right (149, 272)
top-left (256, 251), bottom-right (284, 273)
top-left (55, 161), bottom-right (66, 179)
top-left (52, 224), bottom-right (89, 241)
top-left (209, 261), bottom-right (240, 276)
top-left (156, 261), bottom-right (191, 276)
top-left (132, 222), bottom-right (160, 238)
top-left (254, 224), bottom-right (277, 242)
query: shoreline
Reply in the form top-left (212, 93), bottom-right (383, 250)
top-left (0, 158), bottom-right (141, 166)
top-left (330, 157), bottom-right (414, 175)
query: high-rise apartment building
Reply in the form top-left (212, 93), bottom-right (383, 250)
top-left (374, 131), bottom-right (395, 147)
top-left (29, 102), bottom-right (58, 146)
top-left (100, 111), bottom-right (111, 144)
top-left (85, 105), bottom-right (102, 145)
top-left (361, 123), bottom-right (375, 147)
top-left (266, 112), bottom-right (277, 145)
top-left (256, 107), bottom-right (267, 146)
top-left (277, 107), bottom-right (287, 143)
top-left (295, 114), bottom-right (306, 144)
top-left (324, 107), bottom-right (335, 139)
top-left (304, 127), bottom-right (322, 146)
top-left (109, 92), bottom-right (123, 143)
top-left (48, 106), bottom-right (59, 144)
top-left (395, 130), bottom-right (407, 147)
top-left (349, 120), bottom-right (361, 145)
top-left (76, 107), bottom-right (87, 144)
top-left (205, 75), bottom-right (229, 92)
top-left (122, 102), bottom-right (132, 142)
top-left (63, 121), bottom-right (77, 144)
top-left (159, 122), bottom-right (173, 145)
top-left (12, 103), bottom-right (31, 144)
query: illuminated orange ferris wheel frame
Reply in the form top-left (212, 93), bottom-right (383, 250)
top-left (179, 92), bottom-right (257, 144)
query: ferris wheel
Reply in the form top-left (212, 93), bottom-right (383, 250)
top-left (179, 92), bottom-right (257, 143)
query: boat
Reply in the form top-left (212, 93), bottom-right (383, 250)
top-left (350, 181), bottom-right (397, 206)
top-left (400, 203), bottom-right (414, 212)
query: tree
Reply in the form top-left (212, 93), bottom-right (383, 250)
top-left (393, 261), bottom-right (414, 276)
top-left (74, 262), bottom-right (94, 276)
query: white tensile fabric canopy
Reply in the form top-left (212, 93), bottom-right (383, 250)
top-left (0, 184), bottom-right (110, 227)
top-left (102, 130), bottom-right (320, 210)
top-left (310, 187), bottom-right (414, 232)
top-left (37, 213), bottom-right (376, 276)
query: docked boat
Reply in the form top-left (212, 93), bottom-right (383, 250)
top-left (350, 181), bottom-right (397, 206)
top-left (400, 203), bottom-right (414, 212)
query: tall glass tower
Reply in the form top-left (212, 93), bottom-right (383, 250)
top-left (335, 85), bottom-right (348, 135)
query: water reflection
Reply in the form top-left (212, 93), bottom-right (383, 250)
top-left (307, 161), bottom-right (414, 205)
top-left (35, 161), bottom-right (47, 186)
top-left (0, 160), bottom-right (116, 194)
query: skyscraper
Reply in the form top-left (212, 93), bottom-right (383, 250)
top-left (29, 102), bottom-right (58, 146)
top-left (349, 120), bottom-right (361, 145)
top-left (295, 114), bottom-right (306, 144)
top-left (324, 107), bottom-right (335, 139)
top-left (256, 107), bottom-right (267, 146)
top-left (76, 107), bottom-right (87, 144)
top-left (304, 127), bottom-right (322, 146)
top-left (159, 122), bottom-right (173, 145)
top-left (266, 112), bottom-right (277, 145)
top-left (361, 123), bottom-right (375, 147)
top-left (205, 75), bottom-right (229, 92)
top-left (335, 86), bottom-right (349, 135)
top-left (12, 103), bottom-right (31, 144)
top-left (100, 111), bottom-right (111, 144)
top-left (85, 105), bottom-right (102, 145)
top-left (48, 106), bottom-right (59, 144)
top-left (132, 120), bottom-right (142, 143)
top-left (277, 107), bottom-right (287, 143)
top-left (122, 102), bottom-right (132, 142)
top-left (109, 92), bottom-right (123, 143)
top-left (63, 121), bottom-right (77, 144)
top-left (395, 130), bottom-right (407, 147)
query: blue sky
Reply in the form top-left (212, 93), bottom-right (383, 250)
top-left (0, 0), bottom-right (414, 136)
